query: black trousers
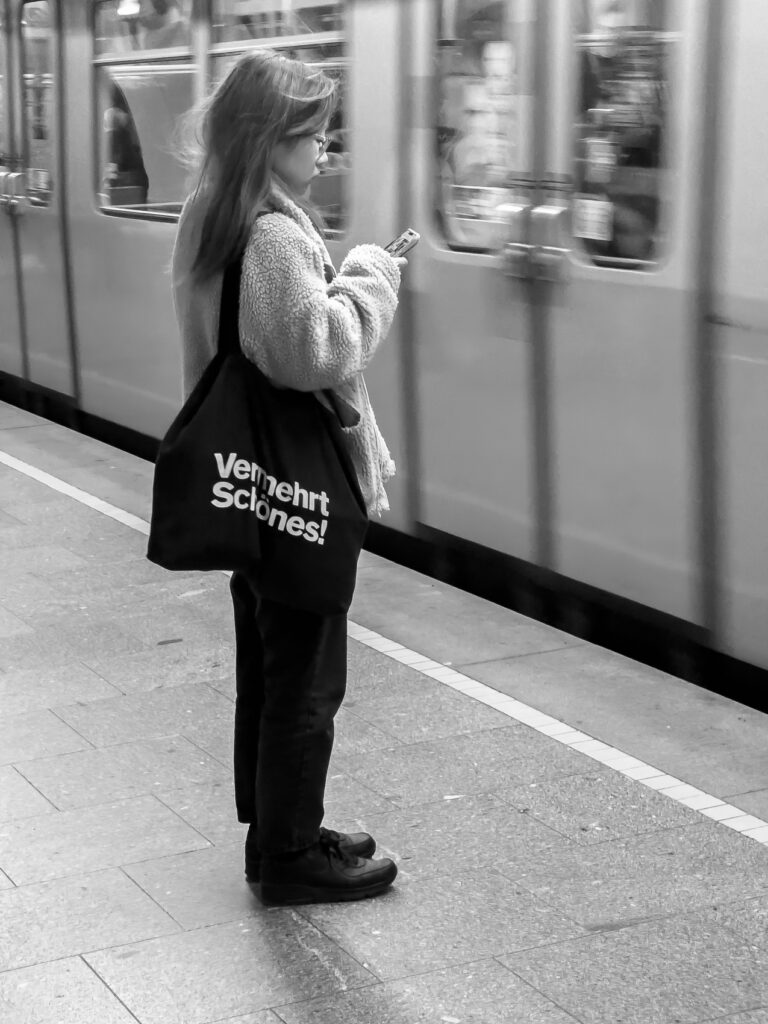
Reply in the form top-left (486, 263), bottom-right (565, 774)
top-left (230, 571), bottom-right (347, 855)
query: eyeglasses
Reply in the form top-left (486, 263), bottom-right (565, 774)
top-left (313, 134), bottom-right (330, 153)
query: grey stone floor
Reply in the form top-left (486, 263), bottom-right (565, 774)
top-left (1, 401), bottom-right (768, 1024)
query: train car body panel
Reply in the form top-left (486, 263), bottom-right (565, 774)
top-left (714, 0), bottom-right (768, 667)
top-left (408, 0), bottom-right (536, 562)
top-left (1, 0), bottom-right (73, 396)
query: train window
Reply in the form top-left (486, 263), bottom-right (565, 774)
top-left (435, 0), bottom-right (534, 252)
top-left (95, 64), bottom-right (194, 214)
top-left (572, 0), bottom-right (673, 269)
top-left (21, 1), bottom-right (54, 206)
top-left (0, 13), bottom-right (8, 168)
top-left (211, 1), bottom-right (344, 43)
top-left (94, 0), bottom-right (193, 56)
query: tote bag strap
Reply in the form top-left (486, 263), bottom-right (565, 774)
top-left (217, 258), bottom-right (243, 357)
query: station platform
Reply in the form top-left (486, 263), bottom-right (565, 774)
top-left (1, 398), bottom-right (768, 1024)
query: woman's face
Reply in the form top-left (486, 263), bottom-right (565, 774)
top-left (271, 129), bottom-right (329, 196)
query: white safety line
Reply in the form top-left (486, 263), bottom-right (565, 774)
top-left (3, 446), bottom-right (768, 847)
top-left (0, 450), bottom-right (149, 535)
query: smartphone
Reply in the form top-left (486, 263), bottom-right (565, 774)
top-left (384, 228), bottom-right (420, 258)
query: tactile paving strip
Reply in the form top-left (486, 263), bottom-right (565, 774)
top-left (2, 447), bottom-right (767, 846)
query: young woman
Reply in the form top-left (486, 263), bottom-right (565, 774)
top-left (171, 50), bottom-right (404, 905)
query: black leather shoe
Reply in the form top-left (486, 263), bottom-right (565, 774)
top-left (259, 832), bottom-right (396, 905)
top-left (245, 826), bottom-right (376, 883)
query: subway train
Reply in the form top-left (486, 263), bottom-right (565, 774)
top-left (1, 0), bottom-right (767, 693)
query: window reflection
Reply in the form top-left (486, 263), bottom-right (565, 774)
top-left (436, 1), bottom-right (531, 251)
top-left (96, 65), bottom-right (194, 213)
top-left (95, 0), bottom-right (192, 56)
top-left (22, 1), bottom-right (54, 205)
top-left (573, 0), bottom-right (672, 266)
top-left (212, 1), bottom-right (344, 43)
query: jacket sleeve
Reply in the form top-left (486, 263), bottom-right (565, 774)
top-left (238, 213), bottom-right (401, 391)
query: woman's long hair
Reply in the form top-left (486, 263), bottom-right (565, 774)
top-left (181, 50), bottom-right (336, 283)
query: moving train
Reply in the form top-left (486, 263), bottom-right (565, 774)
top-left (1, 0), bottom-right (767, 692)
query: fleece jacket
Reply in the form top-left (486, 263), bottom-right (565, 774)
top-left (171, 181), bottom-right (402, 515)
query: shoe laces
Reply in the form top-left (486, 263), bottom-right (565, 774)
top-left (318, 829), bottom-right (356, 866)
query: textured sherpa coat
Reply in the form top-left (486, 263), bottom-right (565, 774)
top-left (171, 182), bottom-right (401, 516)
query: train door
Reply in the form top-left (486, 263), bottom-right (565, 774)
top-left (0, 0), bottom-right (24, 378)
top-left (544, 0), bottom-right (704, 622)
top-left (408, 0), bottom-right (540, 564)
top-left (0, 0), bottom-right (74, 396)
top-left (410, 0), bottom-right (707, 624)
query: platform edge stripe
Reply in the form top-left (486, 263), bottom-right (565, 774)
top-left (719, 814), bottom-right (768, 833)
top-left (0, 448), bottom-right (150, 534)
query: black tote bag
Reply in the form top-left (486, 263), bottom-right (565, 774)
top-left (147, 258), bottom-right (368, 616)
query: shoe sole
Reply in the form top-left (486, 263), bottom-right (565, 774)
top-left (245, 837), bottom-right (377, 884)
top-left (259, 864), bottom-right (397, 906)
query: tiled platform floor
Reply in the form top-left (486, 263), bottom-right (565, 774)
top-left (1, 400), bottom-right (768, 1024)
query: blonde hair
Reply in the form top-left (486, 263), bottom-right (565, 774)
top-left (182, 49), bottom-right (336, 282)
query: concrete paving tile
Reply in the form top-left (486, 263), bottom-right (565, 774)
top-left (0, 402), bottom-right (44, 427)
top-left (0, 957), bottom-right (138, 1023)
top-left (191, 714), bottom-right (235, 764)
top-left (335, 792), bottom-right (568, 882)
top-left (0, 571), bottom-right (94, 619)
top-left (333, 706), bottom-right (403, 756)
top-left (0, 709), bottom-right (90, 764)
top-left (0, 618), bottom-right (150, 672)
top-left (15, 735), bottom-right (229, 810)
top-left (460, 644), bottom-right (768, 798)
top-left (0, 765), bottom-right (56, 822)
top-left (63, 464), bottom-right (154, 518)
top-left (273, 959), bottom-right (579, 1024)
top-left (215, 1015), bottom-right (284, 1024)
top-left (724, 790), bottom-right (768, 822)
top-left (350, 561), bottom-right (579, 665)
top-left (346, 642), bottom-right (445, 699)
top-left (157, 778), bottom-right (243, 846)
top-left (0, 794), bottom-right (210, 884)
top-left (499, 770), bottom-right (703, 844)
top-left (84, 914), bottom-right (376, 1024)
top-left (49, 528), bottom-right (150, 565)
top-left (0, 867), bottom-right (180, 971)
top-left (0, 466), bottom-right (71, 505)
top-left (510, 822), bottom-right (768, 928)
top-left (125, 843), bottom-right (258, 929)
top-left (0, 543), bottom-right (88, 576)
top-left (0, 663), bottom-right (120, 716)
top-left (334, 725), bottom-right (593, 808)
top-left (343, 671), bottom-right (513, 744)
top-left (53, 681), bottom-right (233, 749)
top-left (0, 424), bottom-right (116, 471)
top-left (706, 1013), bottom-right (768, 1024)
top-left (0, 518), bottom-right (146, 566)
top-left (302, 869), bottom-right (584, 981)
top-left (334, 737), bottom-right (480, 807)
top-left (500, 915), bottom-right (768, 1024)
top-left (0, 507), bottom-right (22, 526)
top-left (117, 601), bottom-right (226, 648)
top-left (703, 896), bottom-right (768, 952)
top-left (323, 772), bottom-right (398, 819)
top-left (0, 606), bottom-right (33, 638)
top-left (49, 551), bottom-right (173, 585)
